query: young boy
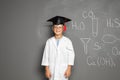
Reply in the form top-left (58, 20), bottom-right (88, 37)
top-left (41, 16), bottom-right (75, 80)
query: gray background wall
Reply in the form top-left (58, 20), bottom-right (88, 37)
top-left (0, 0), bottom-right (120, 80)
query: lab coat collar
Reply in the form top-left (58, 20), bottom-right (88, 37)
top-left (52, 35), bottom-right (65, 49)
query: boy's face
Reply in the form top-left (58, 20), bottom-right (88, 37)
top-left (53, 24), bottom-right (64, 36)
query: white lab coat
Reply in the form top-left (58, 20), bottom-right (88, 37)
top-left (41, 36), bottom-right (75, 80)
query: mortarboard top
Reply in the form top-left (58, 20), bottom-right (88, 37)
top-left (47, 16), bottom-right (71, 25)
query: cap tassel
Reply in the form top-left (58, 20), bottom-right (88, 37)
top-left (63, 24), bottom-right (67, 31)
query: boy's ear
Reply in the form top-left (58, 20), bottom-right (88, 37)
top-left (63, 24), bottom-right (67, 31)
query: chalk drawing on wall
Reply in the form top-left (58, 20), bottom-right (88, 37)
top-left (107, 18), bottom-right (120, 28)
top-left (92, 17), bottom-right (98, 37)
top-left (93, 42), bottom-right (104, 50)
top-left (87, 55), bottom-right (116, 67)
top-left (71, 21), bottom-right (77, 30)
top-left (80, 21), bottom-right (85, 30)
top-left (80, 38), bottom-right (91, 55)
top-left (71, 21), bottom-right (85, 30)
top-left (82, 10), bottom-right (98, 37)
top-left (88, 10), bottom-right (95, 19)
top-left (71, 10), bottom-right (120, 68)
top-left (87, 56), bottom-right (96, 65)
top-left (107, 18), bottom-right (112, 27)
top-left (82, 10), bottom-right (95, 19)
top-left (114, 18), bottom-right (120, 28)
top-left (82, 10), bottom-right (87, 19)
top-left (101, 34), bottom-right (120, 44)
top-left (112, 47), bottom-right (120, 56)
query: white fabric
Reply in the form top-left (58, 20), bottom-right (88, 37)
top-left (41, 36), bottom-right (75, 80)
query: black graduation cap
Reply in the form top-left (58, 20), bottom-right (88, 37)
top-left (47, 16), bottom-right (71, 25)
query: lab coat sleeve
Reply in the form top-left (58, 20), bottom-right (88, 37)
top-left (41, 40), bottom-right (50, 66)
top-left (67, 39), bottom-right (75, 66)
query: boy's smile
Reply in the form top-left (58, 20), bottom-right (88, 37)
top-left (53, 24), bottom-right (64, 36)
